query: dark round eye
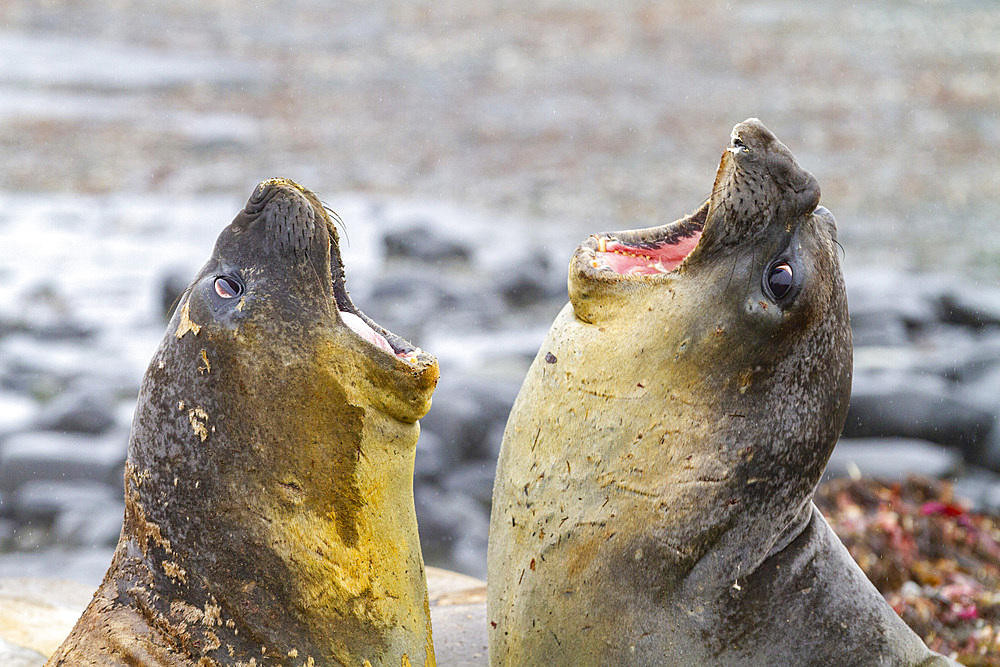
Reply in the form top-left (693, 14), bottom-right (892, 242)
top-left (214, 276), bottom-right (243, 299)
top-left (732, 137), bottom-right (748, 152)
top-left (764, 262), bottom-right (794, 300)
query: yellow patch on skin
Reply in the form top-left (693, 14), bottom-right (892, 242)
top-left (125, 463), bottom-right (173, 555)
top-left (203, 631), bottom-right (221, 651)
top-left (199, 348), bottom-right (211, 374)
top-left (253, 339), bottom-right (435, 665)
top-left (188, 407), bottom-right (210, 442)
top-left (162, 559), bottom-right (187, 584)
top-left (169, 599), bottom-right (204, 625)
top-left (203, 601), bottom-right (222, 627)
top-left (175, 301), bottom-right (202, 339)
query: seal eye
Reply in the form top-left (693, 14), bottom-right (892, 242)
top-left (214, 276), bottom-right (243, 299)
top-left (764, 262), bottom-right (794, 300)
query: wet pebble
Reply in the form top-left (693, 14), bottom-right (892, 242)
top-left (383, 223), bottom-right (472, 264)
top-left (12, 480), bottom-right (119, 527)
top-left (420, 374), bottom-right (520, 465)
top-left (938, 286), bottom-right (1000, 328)
top-left (0, 430), bottom-right (127, 496)
top-left (31, 388), bottom-right (116, 435)
top-left (845, 370), bottom-right (995, 457)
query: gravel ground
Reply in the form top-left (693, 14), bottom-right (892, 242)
top-left (1, 0), bottom-right (999, 275)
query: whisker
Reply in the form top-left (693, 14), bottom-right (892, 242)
top-left (322, 201), bottom-right (350, 246)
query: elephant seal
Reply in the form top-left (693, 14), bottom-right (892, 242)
top-left (487, 120), bottom-right (956, 665)
top-left (47, 179), bottom-right (440, 666)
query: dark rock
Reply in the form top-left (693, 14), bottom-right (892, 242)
top-left (917, 332), bottom-right (1000, 382)
top-left (383, 223), bottom-right (472, 264)
top-left (419, 374), bottom-right (520, 464)
top-left (0, 429), bottom-right (128, 495)
top-left (497, 250), bottom-right (562, 308)
top-left (365, 272), bottom-right (464, 338)
top-left (972, 422), bottom-right (1000, 473)
top-left (823, 438), bottom-right (963, 482)
top-left (849, 309), bottom-right (909, 348)
top-left (844, 270), bottom-right (942, 332)
top-left (845, 370), bottom-right (995, 457)
top-left (12, 479), bottom-right (119, 526)
top-left (962, 364), bottom-right (1000, 413)
top-left (499, 273), bottom-right (550, 309)
top-left (948, 338), bottom-right (1000, 385)
top-left (33, 388), bottom-right (116, 435)
top-left (938, 287), bottom-right (1000, 328)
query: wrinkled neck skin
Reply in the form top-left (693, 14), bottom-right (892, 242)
top-left (48, 180), bottom-right (439, 667)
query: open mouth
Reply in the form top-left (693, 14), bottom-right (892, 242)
top-left (580, 204), bottom-right (707, 277)
top-left (322, 212), bottom-right (424, 365)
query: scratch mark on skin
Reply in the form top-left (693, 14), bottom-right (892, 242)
top-left (603, 481), bottom-right (660, 497)
top-left (175, 301), bottom-right (202, 338)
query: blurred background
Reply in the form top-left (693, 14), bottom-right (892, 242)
top-left (1, 0), bottom-right (999, 583)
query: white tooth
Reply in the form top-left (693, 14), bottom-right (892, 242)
top-left (339, 311), bottom-right (394, 354)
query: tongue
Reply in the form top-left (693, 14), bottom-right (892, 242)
top-left (339, 311), bottom-right (394, 355)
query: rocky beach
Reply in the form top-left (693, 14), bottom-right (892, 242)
top-left (1, 0), bottom-right (1000, 663)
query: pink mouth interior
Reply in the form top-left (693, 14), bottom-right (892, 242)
top-left (339, 311), bottom-right (414, 359)
top-left (594, 231), bottom-right (703, 275)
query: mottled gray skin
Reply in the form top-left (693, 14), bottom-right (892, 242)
top-left (488, 120), bottom-right (956, 666)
